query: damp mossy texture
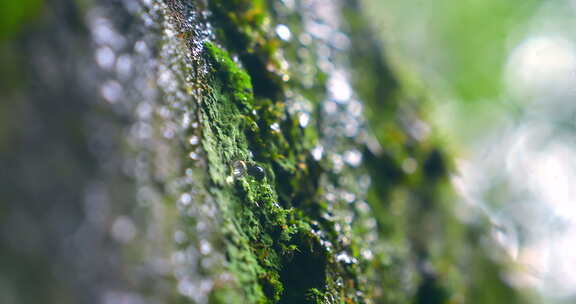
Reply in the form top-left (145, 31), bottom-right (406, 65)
top-left (163, 0), bottom-right (529, 303)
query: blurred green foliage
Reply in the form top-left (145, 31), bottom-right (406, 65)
top-left (0, 0), bottom-right (43, 40)
top-left (429, 0), bottom-right (540, 102)
top-left (363, 0), bottom-right (545, 145)
top-left (366, 0), bottom-right (541, 102)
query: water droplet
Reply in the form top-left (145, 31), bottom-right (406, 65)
top-left (100, 80), bottom-right (123, 103)
top-left (232, 160), bottom-right (247, 178)
top-left (177, 279), bottom-right (195, 297)
top-left (185, 168), bottom-right (194, 177)
top-left (189, 151), bottom-right (199, 160)
top-left (199, 239), bottom-right (212, 255)
top-left (298, 112), bottom-right (310, 127)
top-left (111, 216), bottom-right (137, 243)
top-left (311, 145), bottom-right (324, 161)
top-left (180, 193), bottom-right (192, 206)
top-left (188, 135), bottom-right (199, 145)
top-left (331, 153), bottom-right (344, 172)
top-left (336, 252), bottom-right (357, 265)
top-left (342, 191), bottom-right (356, 203)
top-left (299, 33), bottom-right (312, 45)
top-left (402, 157), bottom-right (418, 174)
top-left (174, 230), bottom-right (187, 244)
top-left (275, 24), bottom-right (292, 41)
top-left (116, 54), bottom-right (132, 78)
top-left (328, 70), bottom-right (352, 103)
top-left (247, 165), bottom-right (266, 180)
top-left (270, 122), bottom-right (280, 132)
top-left (134, 40), bottom-right (148, 54)
top-left (171, 250), bottom-right (188, 264)
top-left (343, 149), bottom-right (362, 167)
top-left (163, 126), bottom-right (175, 139)
top-left (325, 192), bottom-right (336, 202)
top-left (361, 248), bottom-right (374, 260)
top-left (95, 46), bottom-right (116, 70)
top-left (181, 113), bottom-right (191, 128)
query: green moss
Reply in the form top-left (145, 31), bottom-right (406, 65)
top-left (305, 288), bottom-right (326, 304)
top-left (205, 42), bottom-right (254, 112)
top-left (195, 3), bottom-right (386, 303)
top-left (208, 0), bottom-right (285, 100)
top-left (165, 0), bottom-right (530, 302)
top-left (198, 40), bottom-right (340, 303)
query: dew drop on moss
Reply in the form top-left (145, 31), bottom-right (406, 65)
top-left (232, 160), bottom-right (247, 178)
top-left (270, 122), bottom-right (281, 132)
top-left (311, 145), bottom-right (324, 161)
top-left (336, 252), bottom-right (357, 265)
top-left (247, 165), bottom-right (266, 180)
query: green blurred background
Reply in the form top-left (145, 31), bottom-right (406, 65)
top-left (363, 0), bottom-right (576, 302)
top-left (364, 0), bottom-right (542, 142)
top-left (0, 0), bottom-right (43, 40)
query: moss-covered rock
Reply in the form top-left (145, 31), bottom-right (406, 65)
top-left (0, 0), bottom-right (531, 303)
